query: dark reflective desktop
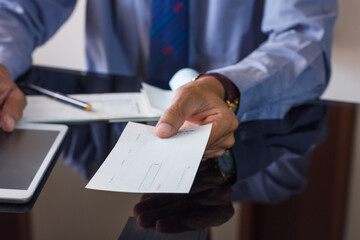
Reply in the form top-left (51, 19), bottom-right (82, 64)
top-left (0, 66), bottom-right (356, 240)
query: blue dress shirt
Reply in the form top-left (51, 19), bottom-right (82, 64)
top-left (0, 0), bottom-right (337, 122)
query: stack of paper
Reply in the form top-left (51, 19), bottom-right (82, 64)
top-left (21, 83), bottom-right (173, 123)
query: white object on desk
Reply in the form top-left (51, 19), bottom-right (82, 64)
top-left (86, 122), bottom-right (212, 193)
top-left (21, 68), bottom-right (198, 123)
top-left (21, 84), bottom-right (173, 123)
top-left (21, 68), bottom-right (199, 123)
top-left (0, 123), bottom-right (68, 203)
top-left (141, 82), bottom-right (174, 112)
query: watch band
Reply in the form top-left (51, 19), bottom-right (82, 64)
top-left (193, 72), bottom-right (240, 113)
top-left (216, 150), bottom-right (237, 185)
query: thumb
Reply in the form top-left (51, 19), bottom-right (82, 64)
top-left (155, 103), bottom-right (195, 138)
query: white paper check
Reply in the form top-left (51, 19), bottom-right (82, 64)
top-left (86, 122), bottom-right (212, 193)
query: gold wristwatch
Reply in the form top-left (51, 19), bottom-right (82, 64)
top-left (193, 72), bottom-right (240, 113)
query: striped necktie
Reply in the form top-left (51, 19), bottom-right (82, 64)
top-left (148, 0), bottom-right (189, 89)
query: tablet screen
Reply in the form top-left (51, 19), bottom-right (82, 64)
top-left (0, 129), bottom-right (59, 190)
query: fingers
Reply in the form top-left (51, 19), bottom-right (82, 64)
top-left (134, 193), bottom-right (186, 217)
top-left (1, 88), bottom-right (27, 132)
top-left (155, 107), bottom-right (189, 138)
top-left (155, 76), bottom-right (239, 160)
top-left (202, 132), bottom-right (236, 159)
top-left (133, 159), bottom-right (234, 233)
top-left (200, 109), bottom-right (238, 160)
top-left (155, 86), bottom-right (199, 138)
top-left (134, 191), bottom-right (234, 233)
top-left (0, 66), bottom-right (26, 132)
top-left (154, 204), bottom-right (235, 233)
top-left (204, 108), bottom-right (238, 146)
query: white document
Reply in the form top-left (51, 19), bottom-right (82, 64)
top-left (86, 122), bottom-right (212, 193)
top-left (141, 83), bottom-right (174, 112)
top-left (22, 90), bottom-right (166, 123)
top-left (21, 70), bottom-right (195, 123)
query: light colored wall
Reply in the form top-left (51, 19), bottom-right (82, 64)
top-left (321, 0), bottom-right (360, 104)
top-left (329, 1), bottom-right (360, 240)
top-left (32, 1), bottom-right (85, 71)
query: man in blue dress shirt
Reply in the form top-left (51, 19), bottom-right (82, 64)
top-left (0, 0), bottom-right (337, 162)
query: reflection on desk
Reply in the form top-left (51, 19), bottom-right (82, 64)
top-left (232, 102), bottom-right (327, 203)
top-left (6, 66), bottom-right (350, 240)
top-left (57, 103), bottom-right (327, 235)
top-left (133, 159), bottom-right (234, 234)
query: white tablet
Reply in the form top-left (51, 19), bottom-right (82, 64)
top-left (0, 123), bottom-right (68, 203)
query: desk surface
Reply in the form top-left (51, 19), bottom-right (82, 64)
top-left (0, 66), bottom-right (357, 240)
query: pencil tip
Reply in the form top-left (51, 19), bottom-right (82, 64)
top-left (85, 104), bottom-right (92, 111)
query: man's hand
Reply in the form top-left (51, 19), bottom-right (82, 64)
top-left (0, 65), bottom-right (26, 132)
top-left (155, 76), bottom-right (239, 160)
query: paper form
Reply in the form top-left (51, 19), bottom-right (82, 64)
top-left (86, 122), bottom-right (212, 193)
top-left (141, 83), bottom-right (173, 112)
top-left (21, 91), bottom-right (161, 123)
top-left (21, 74), bottom-right (192, 124)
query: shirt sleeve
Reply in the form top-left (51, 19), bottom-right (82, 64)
top-left (212, 0), bottom-right (337, 122)
top-left (230, 102), bottom-right (328, 203)
top-left (0, 0), bottom-right (77, 80)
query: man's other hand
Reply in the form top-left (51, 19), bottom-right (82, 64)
top-left (0, 65), bottom-right (26, 132)
top-left (155, 76), bottom-right (239, 160)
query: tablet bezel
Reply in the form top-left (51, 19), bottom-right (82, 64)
top-left (0, 123), bottom-right (68, 203)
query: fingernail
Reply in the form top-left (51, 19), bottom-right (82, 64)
top-left (5, 115), bottom-right (15, 131)
top-left (156, 123), bottom-right (173, 135)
